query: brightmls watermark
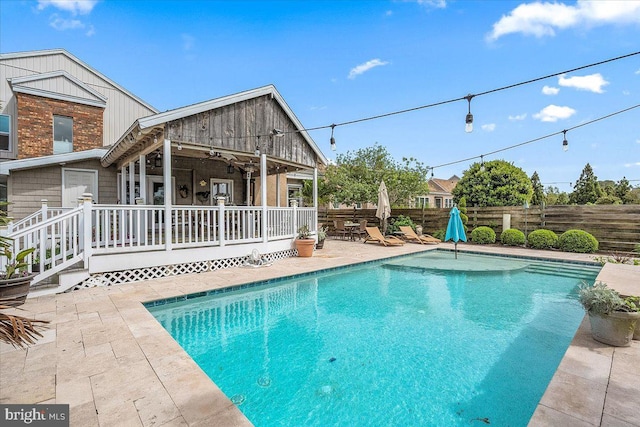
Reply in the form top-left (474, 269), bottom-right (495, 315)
top-left (1, 404), bottom-right (69, 426)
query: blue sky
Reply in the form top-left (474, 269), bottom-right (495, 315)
top-left (1, 0), bottom-right (640, 192)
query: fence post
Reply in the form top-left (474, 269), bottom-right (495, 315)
top-left (217, 197), bottom-right (226, 247)
top-left (41, 199), bottom-right (48, 221)
top-left (291, 200), bottom-right (298, 236)
top-left (82, 193), bottom-right (93, 269)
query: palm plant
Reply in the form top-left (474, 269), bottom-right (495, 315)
top-left (0, 299), bottom-right (49, 348)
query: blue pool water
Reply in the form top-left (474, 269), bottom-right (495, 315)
top-left (147, 251), bottom-right (601, 426)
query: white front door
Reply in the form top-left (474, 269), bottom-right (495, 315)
top-left (62, 168), bottom-right (98, 207)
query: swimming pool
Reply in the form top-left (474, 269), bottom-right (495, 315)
top-left (147, 251), bottom-right (601, 426)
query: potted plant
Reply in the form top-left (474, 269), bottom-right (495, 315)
top-left (0, 204), bottom-right (36, 306)
top-left (315, 226), bottom-right (328, 250)
top-left (294, 225), bottom-right (315, 257)
top-left (578, 282), bottom-right (640, 347)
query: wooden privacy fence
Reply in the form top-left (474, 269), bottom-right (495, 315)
top-left (319, 205), bottom-right (640, 253)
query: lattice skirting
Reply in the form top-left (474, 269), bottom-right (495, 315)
top-left (73, 249), bottom-right (297, 291)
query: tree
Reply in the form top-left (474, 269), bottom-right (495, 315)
top-left (452, 159), bottom-right (532, 207)
top-left (458, 196), bottom-right (468, 231)
top-left (570, 163), bottom-right (602, 205)
top-left (615, 177), bottom-right (633, 203)
top-left (322, 144), bottom-right (430, 207)
top-left (545, 186), bottom-right (570, 205)
top-left (530, 171), bottom-right (545, 206)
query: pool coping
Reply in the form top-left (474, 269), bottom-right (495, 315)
top-left (1, 241), bottom-right (638, 426)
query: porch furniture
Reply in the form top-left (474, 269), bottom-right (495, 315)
top-left (364, 226), bottom-right (405, 246)
top-left (399, 226), bottom-right (441, 244)
top-left (343, 221), bottom-right (360, 240)
top-left (351, 220), bottom-right (368, 240)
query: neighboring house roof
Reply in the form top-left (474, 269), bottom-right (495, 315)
top-left (102, 84), bottom-right (328, 168)
top-left (9, 70), bottom-right (107, 108)
top-left (428, 175), bottom-right (460, 194)
top-left (0, 149), bottom-right (108, 175)
top-left (0, 49), bottom-right (158, 113)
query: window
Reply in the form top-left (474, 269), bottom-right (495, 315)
top-left (0, 114), bottom-right (10, 151)
top-left (211, 179), bottom-right (234, 204)
top-left (354, 202), bottom-right (362, 209)
top-left (445, 199), bottom-right (453, 208)
top-left (53, 115), bottom-right (73, 154)
top-left (415, 196), bottom-right (429, 208)
top-left (287, 184), bottom-right (303, 207)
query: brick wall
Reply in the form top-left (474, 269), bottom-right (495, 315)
top-left (16, 92), bottom-right (104, 159)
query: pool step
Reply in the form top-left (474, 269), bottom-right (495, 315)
top-left (524, 262), bottom-right (600, 281)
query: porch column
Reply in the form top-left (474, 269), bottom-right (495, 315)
top-left (128, 160), bottom-right (136, 205)
top-left (261, 153), bottom-right (268, 243)
top-left (313, 167), bottom-right (318, 231)
top-left (276, 170), bottom-right (281, 207)
top-left (120, 165), bottom-right (127, 204)
top-left (139, 154), bottom-right (147, 203)
top-left (163, 138), bottom-right (172, 251)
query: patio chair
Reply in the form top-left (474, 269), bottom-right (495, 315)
top-left (333, 220), bottom-right (350, 240)
top-left (364, 226), bottom-right (405, 246)
top-left (351, 220), bottom-right (368, 240)
top-left (399, 226), bottom-right (441, 244)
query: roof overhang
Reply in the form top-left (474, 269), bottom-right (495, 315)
top-left (101, 85), bottom-right (328, 168)
top-left (10, 71), bottom-right (108, 108)
top-left (0, 149), bottom-right (109, 175)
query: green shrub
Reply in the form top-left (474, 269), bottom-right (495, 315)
top-left (558, 229), bottom-right (599, 253)
top-left (432, 229), bottom-right (446, 241)
top-left (388, 215), bottom-right (415, 234)
top-left (471, 226), bottom-right (496, 244)
top-left (500, 229), bottom-right (525, 246)
top-left (527, 229), bottom-right (558, 250)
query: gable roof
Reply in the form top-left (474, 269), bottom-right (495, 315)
top-left (428, 175), bottom-right (460, 194)
top-left (102, 84), bottom-right (328, 167)
top-left (0, 49), bottom-right (157, 113)
top-left (10, 70), bottom-right (108, 108)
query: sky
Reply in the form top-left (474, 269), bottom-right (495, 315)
top-left (1, 0), bottom-right (640, 192)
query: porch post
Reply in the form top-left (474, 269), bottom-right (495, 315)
top-left (82, 193), bottom-right (93, 269)
top-left (163, 138), bottom-right (172, 251)
top-left (120, 165), bottom-right (127, 204)
top-left (313, 167), bottom-right (318, 231)
top-left (261, 153), bottom-right (268, 243)
top-left (128, 160), bottom-right (136, 204)
top-left (217, 197), bottom-right (226, 247)
top-left (139, 154), bottom-right (147, 203)
top-left (276, 171), bottom-right (281, 207)
top-left (292, 199), bottom-right (298, 237)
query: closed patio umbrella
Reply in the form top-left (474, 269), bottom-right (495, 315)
top-left (445, 206), bottom-right (467, 259)
top-left (376, 180), bottom-right (391, 234)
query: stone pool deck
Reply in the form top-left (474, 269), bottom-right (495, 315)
top-left (0, 241), bottom-right (638, 426)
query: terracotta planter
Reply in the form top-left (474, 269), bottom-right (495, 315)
top-left (588, 311), bottom-right (640, 347)
top-left (295, 239), bottom-right (315, 257)
top-left (0, 274), bottom-right (35, 307)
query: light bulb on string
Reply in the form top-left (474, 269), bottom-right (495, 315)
top-left (562, 130), bottom-right (568, 152)
top-left (330, 124), bottom-right (337, 151)
top-left (465, 94), bottom-right (474, 133)
top-left (479, 155), bottom-right (485, 172)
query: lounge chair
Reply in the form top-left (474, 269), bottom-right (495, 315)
top-left (399, 226), bottom-right (441, 244)
top-left (364, 226), bottom-right (405, 246)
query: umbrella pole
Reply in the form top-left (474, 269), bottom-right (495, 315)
top-left (454, 242), bottom-right (458, 259)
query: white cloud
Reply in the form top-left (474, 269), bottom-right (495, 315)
top-left (49, 14), bottom-right (84, 30)
top-left (635, 68), bottom-right (640, 75)
top-left (481, 123), bottom-right (496, 132)
top-left (542, 85), bottom-right (559, 95)
top-left (348, 59), bottom-right (389, 79)
top-left (533, 105), bottom-right (576, 122)
top-left (38, 0), bottom-right (98, 15)
top-left (558, 73), bottom-right (609, 93)
top-left (85, 24), bottom-right (95, 36)
top-left (637, 139), bottom-right (640, 144)
top-left (624, 162), bottom-right (640, 167)
top-left (622, 90), bottom-right (630, 95)
top-left (182, 34), bottom-right (195, 51)
top-left (487, 0), bottom-right (640, 41)
top-left (508, 113), bottom-right (527, 121)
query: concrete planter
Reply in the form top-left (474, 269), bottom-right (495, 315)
top-left (588, 311), bottom-right (640, 347)
top-left (294, 239), bottom-right (315, 257)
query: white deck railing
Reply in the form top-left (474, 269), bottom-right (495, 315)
top-left (8, 200), bottom-right (72, 233)
top-left (3, 194), bottom-right (318, 284)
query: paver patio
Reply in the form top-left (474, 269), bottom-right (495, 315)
top-left (1, 241), bottom-right (638, 426)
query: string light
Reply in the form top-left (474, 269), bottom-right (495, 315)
top-left (562, 130), bottom-right (568, 152)
top-left (479, 155), bottom-right (485, 172)
top-left (330, 124), bottom-right (336, 151)
top-left (465, 94), bottom-right (474, 133)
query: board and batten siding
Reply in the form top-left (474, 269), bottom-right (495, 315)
top-left (166, 95), bottom-right (318, 168)
top-left (0, 50), bottom-right (156, 158)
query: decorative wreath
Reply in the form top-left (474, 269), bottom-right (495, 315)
top-left (178, 185), bottom-right (190, 199)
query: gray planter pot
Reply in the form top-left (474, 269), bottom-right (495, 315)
top-left (588, 311), bottom-right (640, 347)
top-left (0, 274), bottom-right (36, 307)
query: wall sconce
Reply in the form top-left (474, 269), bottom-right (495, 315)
top-left (177, 142), bottom-right (182, 151)
top-left (154, 155), bottom-right (162, 168)
top-left (227, 164), bottom-right (235, 174)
